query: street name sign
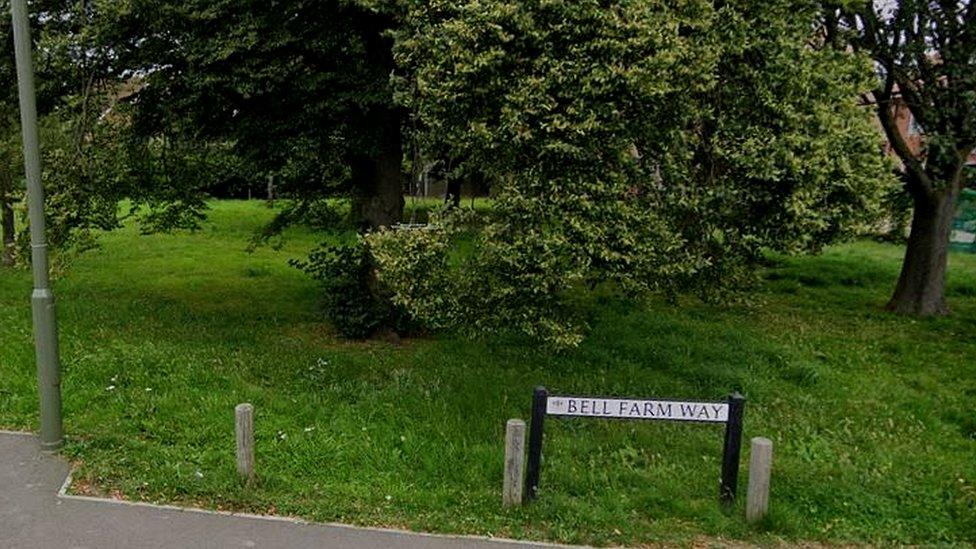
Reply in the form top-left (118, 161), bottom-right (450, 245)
top-left (525, 387), bottom-right (745, 506)
top-left (546, 396), bottom-right (729, 422)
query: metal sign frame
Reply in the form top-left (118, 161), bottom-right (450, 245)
top-left (524, 386), bottom-right (746, 506)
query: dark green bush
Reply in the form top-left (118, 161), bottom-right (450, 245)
top-left (292, 238), bottom-right (411, 339)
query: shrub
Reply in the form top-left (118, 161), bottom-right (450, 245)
top-left (292, 237), bottom-right (411, 339)
top-left (379, 0), bottom-right (893, 347)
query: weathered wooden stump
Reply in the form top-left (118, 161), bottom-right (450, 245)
top-left (746, 437), bottom-right (772, 523)
top-left (503, 419), bottom-right (526, 507)
top-left (235, 403), bottom-right (255, 482)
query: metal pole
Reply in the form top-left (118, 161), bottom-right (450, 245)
top-left (11, 0), bottom-right (63, 451)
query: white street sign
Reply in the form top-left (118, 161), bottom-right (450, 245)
top-left (546, 396), bottom-right (729, 423)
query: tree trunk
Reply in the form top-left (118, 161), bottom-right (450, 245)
top-left (351, 106), bottom-right (404, 231)
top-left (445, 178), bottom-right (462, 208)
top-left (348, 106), bottom-right (404, 339)
top-left (1, 193), bottom-right (13, 267)
top-left (886, 184), bottom-right (958, 315)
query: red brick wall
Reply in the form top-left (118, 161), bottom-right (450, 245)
top-left (884, 97), bottom-right (976, 165)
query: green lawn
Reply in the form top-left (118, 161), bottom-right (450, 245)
top-left (1, 200), bottom-right (974, 546)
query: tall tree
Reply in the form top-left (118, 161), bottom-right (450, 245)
top-left (370, 0), bottom-right (890, 346)
top-left (101, 0), bottom-right (406, 230)
top-left (834, 1), bottom-right (975, 315)
top-left (0, 0), bottom-right (161, 262)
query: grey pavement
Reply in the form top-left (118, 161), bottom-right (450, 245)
top-left (0, 432), bottom-right (571, 549)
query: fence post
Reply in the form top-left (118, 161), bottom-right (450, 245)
top-left (235, 403), bottom-right (255, 482)
top-left (746, 437), bottom-right (772, 523)
top-left (503, 419), bottom-right (526, 507)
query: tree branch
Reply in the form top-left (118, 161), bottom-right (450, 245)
top-left (874, 73), bottom-right (936, 197)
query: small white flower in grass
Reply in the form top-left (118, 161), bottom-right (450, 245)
top-left (385, 495), bottom-right (392, 501)
top-left (278, 431), bottom-right (287, 440)
top-left (106, 385), bottom-right (116, 391)
top-left (145, 387), bottom-right (152, 392)
top-left (399, 435), bottom-right (406, 442)
top-left (303, 427), bottom-right (315, 433)
top-left (194, 470), bottom-right (204, 479)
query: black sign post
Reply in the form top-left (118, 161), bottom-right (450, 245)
top-left (525, 386), bottom-right (548, 501)
top-left (719, 392), bottom-right (746, 506)
top-left (524, 386), bottom-right (745, 506)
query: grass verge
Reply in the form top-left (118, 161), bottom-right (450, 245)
top-left (1, 200), bottom-right (974, 546)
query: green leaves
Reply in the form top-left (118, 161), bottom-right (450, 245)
top-left (293, 236), bottom-right (413, 338)
top-left (375, 0), bottom-right (893, 346)
top-left (0, 0), bottom-right (895, 342)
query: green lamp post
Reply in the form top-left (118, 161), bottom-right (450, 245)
top-left (10, 0), bottom-right (63, 451)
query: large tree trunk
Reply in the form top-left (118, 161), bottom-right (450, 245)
top-left (350, 106), bottom-right (404, 231)
top-left (1, 193), bottom-right (13, 267)
top-left (348, 106), bottom-right (404, 339)
top-left (886, 183), bottom-right (958, 315)
top-left (445, 178), bottom-right (462, 208)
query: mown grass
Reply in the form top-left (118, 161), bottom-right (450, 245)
top-left (1, 200), bottom-right (974, 546)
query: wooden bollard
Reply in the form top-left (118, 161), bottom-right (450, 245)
top-left (503, 419), bottom-right (526, 507)
top-left (746, 437), bottom-right (773, 523)
top-left (235, 403), bottom-right (255, 482)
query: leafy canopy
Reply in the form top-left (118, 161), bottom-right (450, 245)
top-left (369, 0), bottom-right (892, 346)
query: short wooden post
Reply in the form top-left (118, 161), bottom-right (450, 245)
top-left (503, 419), bottom-right (526, 507)
top-left (235, 403), bottom-right (255, 482)
top-left (746, 437), bottom-right (773, 523)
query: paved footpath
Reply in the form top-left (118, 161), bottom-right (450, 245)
top-left (0, 432), bottom-right (573, 549)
